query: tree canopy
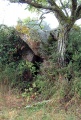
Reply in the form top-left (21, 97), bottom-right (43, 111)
top-left (9, 0), bottom-right (81, 26)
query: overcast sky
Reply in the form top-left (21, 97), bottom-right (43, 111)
top-left (0, 0), bottom-right (59, 29)
top-left (0, 0), bottom-right (81, 29)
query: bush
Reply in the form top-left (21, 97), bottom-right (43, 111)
top-left (0, 60), bottom-right (36, 90)
top-left (0, 25), bottom-right (37, 90)
top-left (66, 27), bottom-right (81, 73)
top-left (34, 75), bottom-right (57, 100)
top-left (0, 25), bottom-right (20, 64)
top-left (37, 26), bottom-right (81, 99)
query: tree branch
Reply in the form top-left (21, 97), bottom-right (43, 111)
top-left (59, 0), bottom-right (69, 17)
top-left (71, 0), bottom-right (77, 19)
top-left (48, 0), bottom-right (58, 6)
top-left (18, 0), bottom-right (55, 10)
top-left (76, 4), bottom-right (81, 20)
top-left (40, 11), bottom-right (51, 19)
top-left (9, 0), bottom-right (68, 24)
top-left (39, 11), bottom-right (51, 28)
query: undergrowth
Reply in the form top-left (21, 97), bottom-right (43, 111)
top-left (0, 25), bottom-right (81, 118)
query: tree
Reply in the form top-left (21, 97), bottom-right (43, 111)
top-left (8, 0), bottom-right (81, 67)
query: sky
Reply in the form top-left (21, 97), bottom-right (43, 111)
top-left (0, 0), bottom-right (59, 29)
top-left (0, 0), bottom-right (81, 29)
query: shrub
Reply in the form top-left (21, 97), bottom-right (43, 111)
top-left (34, 75), bottom-right (56, 100)
top-left (0, 25), bottom-right (20, 64)
top-left (37, 26), bottom-right (81, 99)
top-left (0, 25), bottom-right (36, 90)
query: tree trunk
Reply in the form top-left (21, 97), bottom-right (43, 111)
top-left (58, 24), bottom-right (71, 67)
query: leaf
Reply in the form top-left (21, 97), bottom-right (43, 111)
top-left (32, 83), bottom-right (36, 88)
top-left (29, 87), bottom-right (33, 92)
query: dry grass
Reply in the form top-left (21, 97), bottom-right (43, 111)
top-left (0, 84), bottom-right (81, 120)
top-left (0, 84), bottom-right (26, 109)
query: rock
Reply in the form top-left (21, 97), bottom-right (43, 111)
top-left (47, 29), bottom-right (59, 44)
top-left (12, 34), bottom-right (43, 82)
top-left (19, 33), bottom-right (41, 55)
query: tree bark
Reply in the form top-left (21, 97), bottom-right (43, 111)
top-left (58, 24), bottom-right (71, 67)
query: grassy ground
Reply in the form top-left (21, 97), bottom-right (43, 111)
top-left (0, 84), bottom-right (81, 120)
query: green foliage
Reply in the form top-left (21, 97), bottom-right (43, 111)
top-left (1, 22), bottom-right (81, 101)
top-left (0, 25), bottom-right (36, 90)
top-left (0, 25), bottom-right (19, 64)
top-left (66, 27), bottom-right (81, 76)
top-left (20, 17), bottom-right (50, 30)
top-left (26, 0), bottom-right (47, 12)
top-left (37, 26), bottom-right (81, 99)
top-left (58, 27), bottom-right (81, 98)
top-left (33, 59), bottom-right (59, 99)
top-left (26, 62), bottom-right (36, 75)
top-left (0, 59), bottom-right (35, 90)
top-left (72, 77), bottom-right (81, 98)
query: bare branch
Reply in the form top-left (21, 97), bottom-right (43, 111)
top-left (59, 0), bottom-right (69, 17)
top-left (40, 11), bottom-right (51, 19)
top-left (39, 11), bottom-right (51, 28)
